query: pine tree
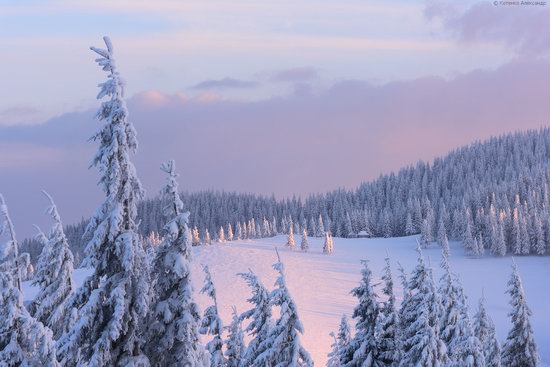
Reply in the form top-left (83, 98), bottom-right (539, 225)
top-left (145, 160), bottom-right (209, 367)
top-left (318, 214), bottom-right (325, 237)
top-left (200, 265), bottom-right (225, 367)
top-left (255, 250), bottom-right (313, 367)
top-left (237, 270), bottom-right (272, 367)
top-left (227, 223), bottom-right (234, 241)
top-left (286, 223), bottom-right (295, 249)
top-left (399, 247), bottom-right (448, 367)
top-left (501, 262), bottom-right (539, 367)
top-left (219, 226), bottom-right (226, 243)
top-left (491, 221), bottom-right (506, 257)
top-left (300, 228), bottom-right (309, 252)
top-left (473, 293), bottom-right (502, 367)
top-left (376, 256), bottom-right (399, 366)
top-left (192, 226), bottom-right (201, 246)
top-left (236, 222), bottom-right (243, 241)
top-left (323, 232), bottom-right (334, 254)
top-left (0, 194), bottom-right (60, 366)
top-left (31, 191), bottom-right (76, 339)
top-left (225, 306), bottom-right (246, 367)
top-left (463, 211), bottom-right (476, 256)
top-left (337, 315), bottom-right (352, 358)
top-left (420, 218), bottom-right (432, 248)
top-left (327, 332), bottom-right (341, 367)
top-left (204, 228), bottom-right (212, 245)
top-left (341, 260), bottom-right (380, 367)
top-left (405, 213), bottom-right (415, 236)
top-left (56, 37), bottom-right (150, 367)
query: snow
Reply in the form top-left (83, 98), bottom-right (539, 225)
top-left (21, 235), bottom-right (550, 366)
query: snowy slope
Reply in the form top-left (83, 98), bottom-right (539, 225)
top-left (23, 235), bottom-right (550, 366)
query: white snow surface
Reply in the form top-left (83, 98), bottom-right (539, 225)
top-left (22, 235), bottom-right (550, 366)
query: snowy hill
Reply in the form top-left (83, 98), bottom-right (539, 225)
top-left (23, 235), bottom-right (550, 366)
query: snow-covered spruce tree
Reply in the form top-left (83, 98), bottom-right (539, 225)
top-left (340, 260), bottom-right (380, 367)
top-left (286, 223), bottom-right (295, 249)
top-left (225, 306), bottom-right (246, 367)
top-left (420, 218), bottom-right (432, 248)
top-left (491, 220), bottom-right (506, 257)
top-left (337, 314), bottom-right (352, 359)
top-left (200, 265), bottom-right (225, 367)
top-left (463, 213), bottom-right (477, 256)
top-left (405, 213), bottom-right (415, 236)
top-left (399, 247), bottom-right (448, 367)
top-left (376, 256), bottom-right (399, 366)
top-left (56, 37), bottom-right (150, 367)
top-left (327, 332), bottom-right (341, 367)
top-left (438, 252), bottom-right (462, 350)
top-left (301, 228), bottom-right (309, 252)
top-left (501, 262), bottom-right (539, 367)
top-left (236, 222), bottom-right (243, 241)
top-left (237, 270), bottom-right (272, 367)
top-left (31, 191), bottom-right (75, 339)
top-left (219, 226), bottom-right (226, 243)
top-left (0, 195), bottom-right (59, 366)
top-left (323, 232), bottom-right (334, 254)
top-left (227, 223), bottom-right (234, 241)
top-left (145, 160), bottom-right (209, 367)
top-left (0, 195), bottom-right (22, 292)
top-left (255, 250), bottom-right (313, 367)
top-left (192, 226), bottom-right (201, 246)
top-left (317, 214), bottom-right (325, 237)
top-left (204, 228), bottom-right (212, 245)
top-left (473, 293), bottom-right (502, 367)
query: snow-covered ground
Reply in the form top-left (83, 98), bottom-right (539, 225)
top-left (23, 235), bottom-right (550, 366)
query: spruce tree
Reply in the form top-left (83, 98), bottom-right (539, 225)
top-left (255, 250), bottom-right (313, 367)
top-left (286, 223), bottom-right (295, 249)
top-left (376, 256), bottom-right (399, 366)
top-left (219, 226), bottom-right (226, 243)
top-left (227, 223), bottom-right (234, 241)
top-left (145, 160), bottom-right (209, 367)
top-left (225, 306), bottom-right (246, 367)
top-left (327, 332), bottom-right (341, 367)
top-left (204, 228), bottom-right (212, 245)
top-left (0, 195), bottom-right (60, 366)
top-left (56, 37), bottom-right (150, 367)
top-left (337, 314), bottom-right (352, 358)
top-left (473, 293), bottom-right (502, 367)
top-left (237, 270), bottom-right (272, 367)
top-left (501, 263), bottom-right (539, 367)
top-left (31, 191), bottom-right (76, 339)
top-left (399, 247), bottom-right (448, 366)
top-left (301, 228), bottom-right (309, 252)
top-left (341, 260), bottom-right (380, 367)
top-left (200, 265), bottom-right (225, 367)
top-left (323, 232), bottom-right (334, 254)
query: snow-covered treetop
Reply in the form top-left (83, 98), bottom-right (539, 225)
top-left (160, 160), bottom-right (184, 218)
top-left (84, 36), bottom-right (144, 268)
top-left (0, 194), bottom-right (21, 290)
top-left (201, 264), bottom-right (217, 302)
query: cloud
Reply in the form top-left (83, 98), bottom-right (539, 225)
top-left (0, 106), bottom-right (44, 125)
top-left (190, 77), bottom-right (259, 90)
top-left (426, 0), bottom-right (550, 56)
top-left (270, 67), bottom-right (318, 83)
top-left (2, 58), bottom-right (550, 237)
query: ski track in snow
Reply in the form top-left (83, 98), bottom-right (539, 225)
top-left (23, 235), bottom-right (550, 366)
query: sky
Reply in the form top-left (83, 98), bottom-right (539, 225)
top-left (1, 0), bottom-right (550, 235)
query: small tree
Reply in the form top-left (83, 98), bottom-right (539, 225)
top-left (0, 195), bottom-right (59, 366)
top-left (376, 256), bottom-right (400, 366)
top-left (192, 226), bottom-right (201, 246)
top-left (473, 293), bottom-right (502, 367)
top-left (31, 191), bottom-right (76, 339)
top-left (286, 223), bottom-right (295, 249)
top-left (145, 160), bottom-right (209, 367)
top-left (225, 306), bottom-right (246, 367)
top-left (501, 262), bottom-right (539, 367)
top-left (204, 228), bottom-right (212, 245)
top-left (255, 250), bottom-right (313, 367)
top-left (227, 223), bottom-right (234, 241)
top-left (200, 265), bottom-right (225, 367)
top-left (340, 260), bottom-right (380, 366)
top-left (300, 228), bottom-right (309, 252)
top-left (327, 332), bottom-right (341, 367)
top-left (323, 232), bottom-right (334, 254)
top-left (237, 270), bottom-right (272, 367)
top-left (218, 226), bottom-right (226, 243)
